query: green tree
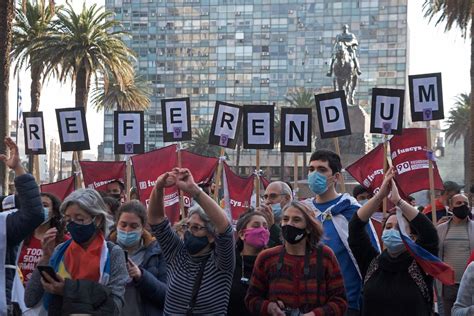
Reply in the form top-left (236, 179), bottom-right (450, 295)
top-left (444, 93), bottom-right (471, 185)
top-left (12, 0), bottom-right (56, 180)
top-left (423, 0), bottom-right (473, 189)
top-left (185, 126), bottom-right (222, 158)
top-left (31, 2), bottom-right (135, 163)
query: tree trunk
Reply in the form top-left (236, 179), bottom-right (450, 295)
top-left (28, 63), bottom-right (42, 181)
top-left (0, 0), bottom-right (14, 194)
top-left (470, 12), bottom-right (474, 197)
top-left (114, 104), bottom-right (121, 161)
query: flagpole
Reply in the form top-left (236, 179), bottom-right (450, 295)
top-left (255, 149), bottom-right (260, 207)
top-left (213, 148), bottom-right (225, 202)
top-left (16, 75), bottom-right (20, 143)
top-left (383, 134), bottom-right (388, 219)
top-left (333, 137), bottom-right (346, 193)
top-left (426, 123), bottom-right (437, 224)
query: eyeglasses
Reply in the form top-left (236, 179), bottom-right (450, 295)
top-left (261, 193), bottom-right (286, 200)
top-left (61, 216), bottom-right (95, 226)
top-left (181, 223), bottom-right (207, 234)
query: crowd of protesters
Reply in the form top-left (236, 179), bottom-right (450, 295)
top-left (1, 136), bottom-right (473, 316)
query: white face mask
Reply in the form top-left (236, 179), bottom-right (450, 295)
top-left (358, 199), bottom-right (368, 206)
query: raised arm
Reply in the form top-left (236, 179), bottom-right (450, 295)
top-left (174, 168), bottom-right (230, 234)
top-left (147, 172), bottom-right (176, 225)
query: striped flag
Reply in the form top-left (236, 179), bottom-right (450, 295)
top-left (17, 85), bottom-right (23, 128)
top-left (396, 210), bottom-right (455, 285)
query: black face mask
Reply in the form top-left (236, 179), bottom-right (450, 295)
top-left (184, 231), bottom-right (209, 255)
top-left (281, 225), bottom-right (307, 244)
top-left (452, 204), bottom-right (470, 219)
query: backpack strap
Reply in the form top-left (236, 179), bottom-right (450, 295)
top-left (186, 255), bottom-right (209, 316)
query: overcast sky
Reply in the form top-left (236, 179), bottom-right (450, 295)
top-left (8, 0), bottom-right (471, 159)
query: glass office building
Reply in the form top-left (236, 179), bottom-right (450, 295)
top-left (102, 0), bottom-right (408, 174)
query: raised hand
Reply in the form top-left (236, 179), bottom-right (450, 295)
top-left (388, 179), bottom-right (401, 205)
top-left (0, 137), bottom-right (24, 174)
top-left (377, 166), bottom-right (396, 199)
top-left (174, 168), bottom-right (200, 195)
top-left (155, 172), bottom-right (177, 190)
top-left (41, 228), bottom-right (58, 259)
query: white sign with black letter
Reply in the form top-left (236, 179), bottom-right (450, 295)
top-left (409, 72), bottom-right (444, 121)
top-left (23, 112), bottom-right (46, 155)
top-left (114, 111), bottom-right (144, 154)
top-left (370, 88), bottom-right (405, 135)
top-left (314, 91), bottom-right (351, 138)
top-left (55, 108), bottom-right (90, 152)
top-left (281, 107), bottom-right (312, 152)
top-left (161, 97), bottom-right (191, 142)
top-left (243, 105), bottom-right (274, 149)
top-left (209, 101), bottom-right (242, 149)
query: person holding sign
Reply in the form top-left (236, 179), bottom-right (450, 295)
top-left (147, 168), bottom-right (234, 315)
top-left (302, 150), bottom-right (380, 316)
top-left (348, 167), bottom-right (440, 316)
top-left (0, 137), bottom-right (45, 315)
top-left (245, 201), bottom-right (348, 315)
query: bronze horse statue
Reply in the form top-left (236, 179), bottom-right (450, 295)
top-left (330, 42), bottom-right (358, 104)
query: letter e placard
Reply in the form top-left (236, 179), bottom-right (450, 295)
top-left (56, 108), bottom-right (90, 152)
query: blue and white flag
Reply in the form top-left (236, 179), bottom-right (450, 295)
top-left (17, 86), bottom-right (23, 128)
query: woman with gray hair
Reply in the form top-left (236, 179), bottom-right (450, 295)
top-left (24, 188), bottom-right (128, 315)
top-left (148, 168), bottom-right (235, 315)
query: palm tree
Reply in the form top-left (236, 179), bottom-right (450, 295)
top-left (185, 126), bottom-right (222, 158)
top-left (31, 2), bottom-right (135, 163)
top-left (423, 0), bottom-right (473, 189)
top-left (12, 0), bottom-right (56, 180)
top-left (284, 87), bottom-right (316, 175)
top-left (91, 73), bottom-right (151, 161)
top-left (444, 93), bottom-right (471, 186)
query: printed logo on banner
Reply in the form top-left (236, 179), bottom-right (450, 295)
top-left (408, 73), bottom-right (444, 121)
top-left (208, 101), bottom-right (242, 149)
top-left (314, 91), bottom-right (351, 139)
top-left (55, 108), bottom-right (90, 152)
top-left (370, 88), bottom-right (405, 135)
top-left (161, 97), bottom-right (192, 142)
top-left (114, 111), bottom-right (145, 154)
top-left (280, 107), bottom-right (312, 153)
top-left (23, 112), bottom-right (46, 155)
top-left (242, 104), bottom-right (275, 149)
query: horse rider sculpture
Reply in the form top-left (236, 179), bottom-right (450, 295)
top-left (327, 24), bottom-right (362, 77)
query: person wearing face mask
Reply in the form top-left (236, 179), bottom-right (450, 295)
top-left (109, 200), bottom-right (167, 316)
top-left (17, 193), bottom-right (67, 285)
top-left (147, 168), bottom-right (234, 315)
top-left (106, 179), bottom-right (126, 204)
top-left (348, 167), bottom-right (440, 316)
top-left (228, 210), bottom-right (270, 316)
top-left (352, 185), bottom-right (371, 206)
top-left (245, 201), bottom-right (347, 315)
top-left (24, 189), bottom-right (128, 315)
top-left (257, 181), bottom-right (293, 247)
top-left (437, 193), bottom-right (474, 316)
top-left (302, 150), bottom-right (380, 316)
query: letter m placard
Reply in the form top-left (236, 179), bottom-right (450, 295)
top-left (409, 73), bottom-right (444, 122)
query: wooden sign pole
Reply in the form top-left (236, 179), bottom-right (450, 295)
top-left (333, 137), bottom-right (346, 193)
top-left (293, 153), bottom-right (299, 199)
top-left (213, 148), bottom-right (226, 201)
top-left (426, 123), bottom-right (437, 224)
top-left (255, 149), bottom-right (261, 207)
top-left (126, 156), bottom-right (132, 201)
top-left (177, 143), bottom-right (185, 219)
top-left (383, 135), bottom-right (389, 219)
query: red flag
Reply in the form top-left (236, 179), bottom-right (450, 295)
top-left (223, 162), bottom-right (255, 221)
top-left (261, 176), bottom-right (271, 189)
top-left (390, 128), bottom-right (443, 195)
top-left (346, 144), bottom-right (385, 194)
top-left (79, 161), bottom-right (126, 192)
top-left (40, 176), bottom-right (75, 201)
top-left (181, 150), bottom-right (219, 185)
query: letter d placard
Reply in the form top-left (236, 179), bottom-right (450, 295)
top-left (314, 90), bottom-right (351, 139)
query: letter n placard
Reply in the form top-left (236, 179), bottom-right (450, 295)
top-left (55, 107), bottom-right (90, 152)
top-left (409, 73), bottom-right (444, 121)
top-left (314, 91), bottom-right (351, 139)
top-left (114, 111), bottom-right (144, 154)
top-left (370, 88), bottom-right (404, 135)
top-left (243, 104), bottom-right (274, 149)
top-left (161, 97), bottom-right (192, 142)
top-left (280, 107), bottom-right (312, 153)
top-left (23, 111), bottom-right (46, 155)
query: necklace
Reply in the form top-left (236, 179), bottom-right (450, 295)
top-left (240, 254), bottom-right (249, 285)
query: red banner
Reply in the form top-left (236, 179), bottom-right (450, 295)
top-left (131, 146), bottom-right (218, 223)
top-left (346, 144), bottom-right (385, 194)
top-left (261, 176), bottom-right (271, 189)
top-left (40, 176), bottom-right (75, 201)
top-left (80, 161), bottom-right (126, 192)
top-left (223, 162), bottom-right (255, 221)
top-left (390, 128), bottom-right (443, 194)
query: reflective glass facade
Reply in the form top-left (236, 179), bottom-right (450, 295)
top-left (102, 0), bottom-right (408, 161)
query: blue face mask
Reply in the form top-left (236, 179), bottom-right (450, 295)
top-left (358, 199), bottom-right (368, 206)
top-left (184, 231), bottom-right (209, 255)
top-left (381, 229), bottom-right (405, 254)
top-left (67, 218), bottom-right (97, 244)
top-left (308, 171), bottom-right (328, 195)
top-left (271, 203), bottom-right (282, 220)
top-left (117, 228), bottom-right (142, 248)
top-left (42, 207), bottom-right (50, 224)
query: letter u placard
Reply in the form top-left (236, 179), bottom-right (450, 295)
top-left (370, 88), bottom-right (405, 135)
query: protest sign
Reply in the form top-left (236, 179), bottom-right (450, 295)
top-left (370, 88), bottom-right (405, 135)
top-left (79, 161), bottom-right (126, 192)
top-left (40, 176), bottom-right (75, 201)
top-left (161, 97), bottom-right (191, 142)
top-left (222, 162), bottom-right (255, 220)
top-left (314, 91), bottom-right (351, 138)
top-left (409, 73), bottom-right (444, 121)
top-left (209, 101), bottom-right (242, 149)
top-left (243, 105), bottom-right (274, 149)
top-left (23, 112), bottom-right (46, 155)
top-left (280, 107), bottom-right (312, 152)
top-left (346, 144), bottom-right (385, 194)
top-left (114, 111), bottom-right (144, 154)
top-left (56, 108), bottom-right (90, 151)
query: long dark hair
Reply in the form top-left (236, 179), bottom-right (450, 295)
top-left (25, 193), bottom-right (66, 245)
top-left (235, 209), bottom-right (269, 252)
